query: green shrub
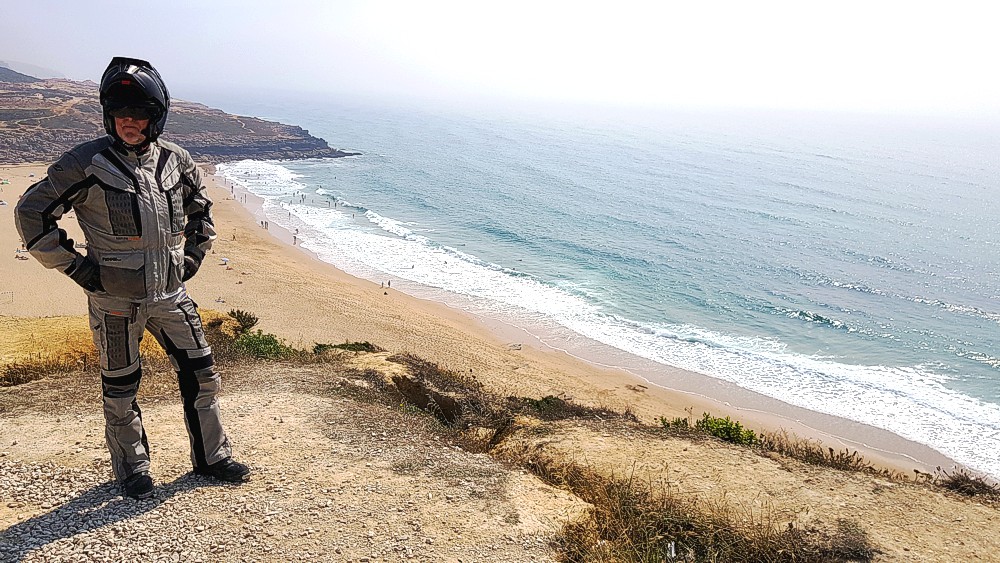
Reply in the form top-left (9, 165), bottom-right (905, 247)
top-left (658, 412), bottom-right (760, 446)
top-left (314, 341), bottom-right (383, 354)
top-left (233, 330), bottom-right (294, 359)
top-left (695, 413), bottom-right (760, 446)
top-left (658, 416), bottom-right (692, 429)
top-left (312, 343), bottom-right (335, 354)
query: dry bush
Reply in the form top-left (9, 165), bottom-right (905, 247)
top-left (509, 447), bottom-right (879, 562)
top-left (201, 308), bottom-right (249, 364)
top-left (385, 353), bottom-right (640, 451)
top-left (386, 352), bottom-right (515, 451)
top-left (227, 309), bottom-right (259, 334)
top-left (514, 394), bottom-right (638, 423)
top-left (935, 466), bottom-right (1000, 501)
top-left (338, 367), bottom-right (404, 405)
top-left (385, 353), bottom-right (472, 392)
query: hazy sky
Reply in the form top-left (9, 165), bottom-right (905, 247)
top-left (3, 0), bottom-right (999, 116)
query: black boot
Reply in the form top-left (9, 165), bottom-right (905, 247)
top-left (194, 457), bottom-right (251, 483)
top-left (122, 472), bottom-right (154, 499)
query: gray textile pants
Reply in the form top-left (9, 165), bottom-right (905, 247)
top-left (88, 290), bottom-right (232, 482)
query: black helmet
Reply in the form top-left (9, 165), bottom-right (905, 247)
top-left (99, 57), bottom-right (170, 148)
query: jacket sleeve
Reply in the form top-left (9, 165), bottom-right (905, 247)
top-left (178, 151), bottom-right (216, 266)
top-left (13, 152), bottom-right (91, 277)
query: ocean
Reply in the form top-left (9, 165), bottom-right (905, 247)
top-left (207, 94), bottom-right (1000, 479)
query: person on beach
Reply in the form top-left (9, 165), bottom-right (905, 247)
top-left (14, 57), bottom-right (250, 500)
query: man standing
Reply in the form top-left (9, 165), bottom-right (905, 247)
top-left (14, 57), bottom-right (250, 499)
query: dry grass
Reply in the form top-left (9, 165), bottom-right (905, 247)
top-left (934, 466), bottom-right (1000, 501)
top-left (0, 313), bottom-right (185, 389)
top-left (508, 447), bottom-right (878, 562)
top-left (1, 353), bottom-right (80, 387)
top-left (0, 310), bottom-right (228, 409)
top-left (759, 430), bottom-right (906, 480)
top-left (0, 316), bottom-right (97, 388)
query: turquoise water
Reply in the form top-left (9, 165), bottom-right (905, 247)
top-left (210, 96), bottom-right (1000, 478)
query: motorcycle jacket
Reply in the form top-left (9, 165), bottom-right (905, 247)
top-left (15, 136), bottom-right (216, 302)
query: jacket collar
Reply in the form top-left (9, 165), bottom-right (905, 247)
top-left (109, 135), bottom-right (158, 165)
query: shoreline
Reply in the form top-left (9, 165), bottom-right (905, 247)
top-left (212, 165), bottom-right (960, 479)
top-left (0, 161), bottom-right (963, 479)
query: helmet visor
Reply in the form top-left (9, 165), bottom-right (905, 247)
top-left (108, 106), bottom-right (153, 120)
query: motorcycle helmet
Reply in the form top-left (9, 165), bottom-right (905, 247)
top-left (99, 57), bottom-right (170, 149)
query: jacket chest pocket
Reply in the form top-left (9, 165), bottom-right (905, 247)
top-left (98, 251), bottom-right (147, 299)
top-left (159, 182), bottom-right (186, 234)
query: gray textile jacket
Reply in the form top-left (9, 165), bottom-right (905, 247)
top-left (14, 136), bottom-right (216, 301)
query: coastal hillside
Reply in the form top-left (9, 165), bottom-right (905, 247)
top-left (0, 75), bottom-right (358, 163)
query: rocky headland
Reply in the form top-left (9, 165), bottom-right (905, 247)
top-left (0, 77), bottom-right (359, 164)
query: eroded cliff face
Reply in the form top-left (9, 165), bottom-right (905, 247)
top-left (0, 79), bottom-right (359, 164)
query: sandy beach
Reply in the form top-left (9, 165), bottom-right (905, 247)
top-left (0, 161), bottom-right (956, 477)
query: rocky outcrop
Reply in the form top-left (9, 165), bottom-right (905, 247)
top-left (0, 78), bottom-right (359, 163)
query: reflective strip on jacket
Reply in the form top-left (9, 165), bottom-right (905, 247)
top-left (14, 136), bottom-right (216, 301)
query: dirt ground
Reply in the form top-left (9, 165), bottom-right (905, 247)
top-left (2, 347), bottom-right (999, 562)
top-left (0, 360), bottom-right (588, 562)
